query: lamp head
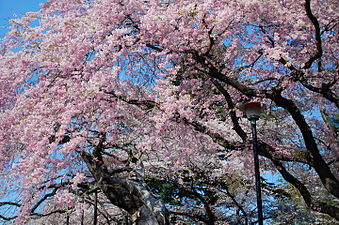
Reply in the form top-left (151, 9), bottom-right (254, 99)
top-left (242, 102), bottom-right (261, 123)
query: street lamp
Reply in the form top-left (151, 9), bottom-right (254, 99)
top-left (243, 102), bottom-right (263, 225)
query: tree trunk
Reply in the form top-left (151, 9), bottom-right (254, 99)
top-left (81, 151), bottom-right (170, 225)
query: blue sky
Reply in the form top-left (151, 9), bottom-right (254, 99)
top-left (0, 0), bottom-right (46, 38)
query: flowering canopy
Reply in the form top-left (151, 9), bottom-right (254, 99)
top-left (0, 0), bottom-right (338, 224)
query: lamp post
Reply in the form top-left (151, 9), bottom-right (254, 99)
top-left (94, 190), bottom-right (98, 225)
top-left (243, 102), bottom-right (263, 225)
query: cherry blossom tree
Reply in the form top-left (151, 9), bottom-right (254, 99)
top-left (0, 0), bottom-right (338, 224)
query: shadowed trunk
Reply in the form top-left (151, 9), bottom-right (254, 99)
top-left (81, 151), bottom-right (170, 225)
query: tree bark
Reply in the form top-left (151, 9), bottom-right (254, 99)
top-left (81, 151), bottom-right (170, 225)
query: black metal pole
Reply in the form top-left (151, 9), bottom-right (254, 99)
top-left (94, 190), bottom-right (98, 225)
top-left (81, 206), bottom-right (84, 225)
top-left (251, 120), bottom-right (263, 225)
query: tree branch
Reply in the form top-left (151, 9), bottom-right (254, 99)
top-left (267, 156), bottom-right (339, 219)
top-left (303, 0), bottom-right (323, 70)
top-left (269, 93), bottom-right (339, 198)
top-left (210, 79), bottom-right (247, 141)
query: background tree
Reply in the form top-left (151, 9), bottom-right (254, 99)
top-left (0, 0), bottom-right (338, 224)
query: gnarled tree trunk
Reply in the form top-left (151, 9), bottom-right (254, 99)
top-left (81, 151), bottom-right (170, 225)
